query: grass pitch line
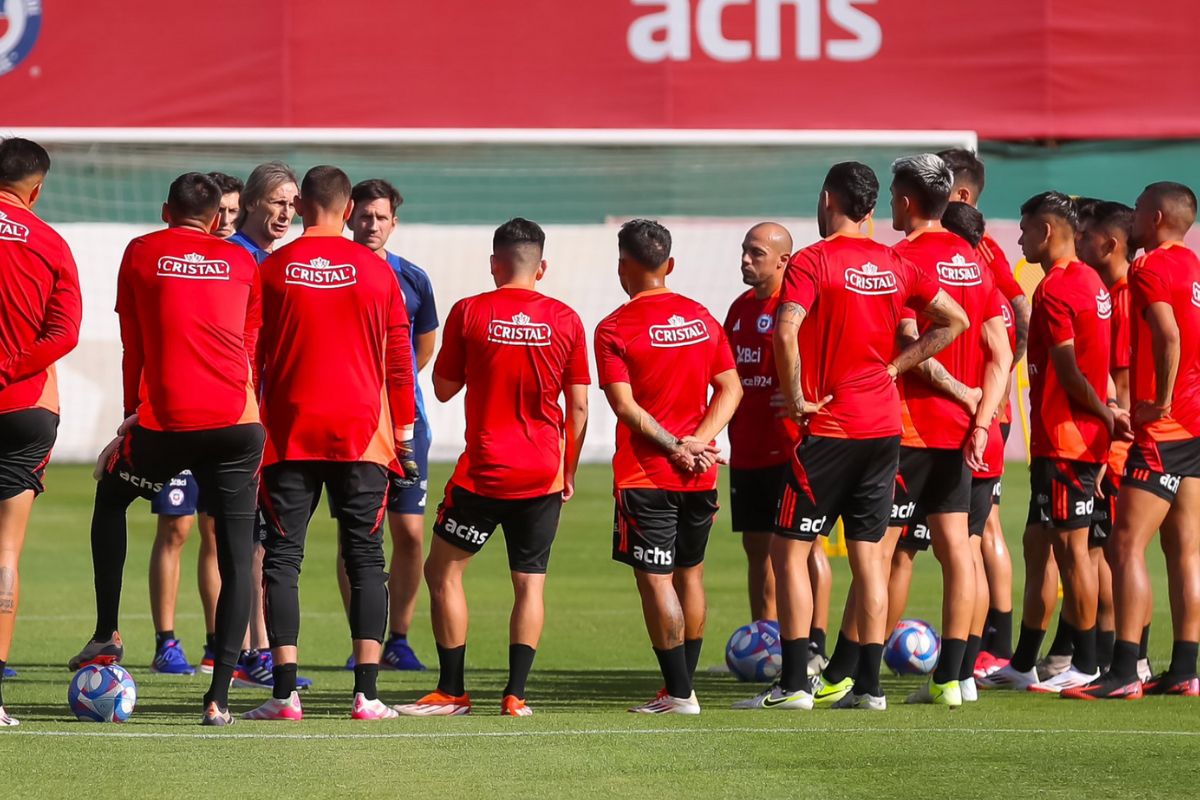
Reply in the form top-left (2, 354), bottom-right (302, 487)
top-left (6, 725), bottom-right (1200, 741)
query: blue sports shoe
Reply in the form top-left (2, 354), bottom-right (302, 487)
top-left (345, 654), bottom-right (357, 671)
top-left (381, 636), bottom-right (427, 671)
top-left (151, 639), bottom-right (196, 675)
top-left (232, 649), bottom-right (313, 690)
top-left (3, 667), bottom-right (16, 678)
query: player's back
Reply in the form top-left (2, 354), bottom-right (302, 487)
top-left (438, 286), bottom-right (589, 499)
top-left (784, 234), bottom-right (939, 439)
top-left (893, 229), bottom-right (999, 448)
top-left (259, 233), bottom-right (404, 461)
top-left (596, 289), bottom-right (733, 491)
top-left (117, 227), bottom-right (259, 431)
top-left (0, 199), bottom-right (81, 414)
top-left (1131, 242), bottom-right (1200, 439)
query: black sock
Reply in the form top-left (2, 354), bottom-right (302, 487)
top-left (388, 631), bottom-right (407, 642)
top-left (1110, 640), bottom-right (1139, 681)
top-left (1011, 625), bottom-right (1046, 673)
top-left (503, 644), bottom-right (537, 699)
top-left (684, 638), bottom-right (703, 683)
top-left (934, 638), bottom-right (967, 684)
top-left (0, 659), bottom-right (6, 707)
top-left (353, 663), bottom-right (380, 700)
top-left (1097, 630), bottom-right (1116, 671)
top-left (205, 632), bottom-right (217, 653)
top-left (1071, 626), bottom-right (1097, 675)
top-left (988, 610), bottom-right (1014, 659)
top-left (1048, 617), bottom-right (1075, 657)
top-left (208, 662), bottom-right (234, 707)
top-left (1139, 625), bottom-right (1151, 659)
top-left (272, 663), bottom-right (297, 700)
top-left (810, 628), bottom-right (827, 657)
top-left (1168, 640), bottom-right (1199, 677)
top-left (780, 637), bottom-right (810, 693)
top-left (853, 642), bottom-right (884, 697)
top-left (824, 632), bottom-right (861, 683)
top-left (436, 644), bottom-right (466, 697)
top-left (155, 630), bottom-right (175, 650)
top-left (654, 645), bottom-right (691, 698)
top-left (960, 635), bottom-right (983, 682)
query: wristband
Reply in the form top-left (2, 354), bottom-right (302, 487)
top-left (1106, 398), bottom-right (1120, 409)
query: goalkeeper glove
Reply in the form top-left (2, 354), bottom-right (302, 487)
top-left (396, 439), bottom-right (421, 486)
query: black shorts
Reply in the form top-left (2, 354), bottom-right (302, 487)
top-left (729, 464), bottom-right (786, 533)
top-left (1122, 438), bottom-right (1200, 502)
top-left (775, 435), bottom-right (900, 543)
top-left (897, 516), bottom-right (932, 552)
top-left (435, 484), bottom-right (562, 574)
top-left (1026, 457), bottom-right (1101, 530)
top-left (0, 408), bottom-right (58, 500)
top-left (889, 446), bottom-right (971, 526)
top-left (969, 477), bottom-right (1000, 536)
top-left (613, 489), bottom-right (718, 574)
top-left (260, 459), bottom-right (389, 550)
top-left (1090, 470), bottom-right (1120, 546)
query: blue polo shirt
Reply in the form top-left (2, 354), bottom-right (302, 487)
top-left (386, 251), bottom-right (438, 433)
top-left (228, 230), bottom-right (270, 264)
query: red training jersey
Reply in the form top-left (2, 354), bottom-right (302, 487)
top-left (781, 233), bottom-right (940, 440)
top-left (723, 288), bottom-right (798, 469)
top-left (258, 228), bottom-right (415, 468)
top-left (894, 230), bottom-right (1004, 450)
top-left (979, 233), bottom-right (1023, 425)
top-left (596, 289), bottom-right (735, 492)
top-left (115, 227), bottom-right (260, 431)
top-left (434, 286), bottom-right (590, 500)
top-left (974, 283), bottom-right (1018, 480)
top-left (0, 194), bottom-right (82, 415)
top-left (1129, 242), bottom-right (1200, 443)
top-left (1027, 259), bottom-right (1112, 462)
top-left (1106, 276), bottom-right (1132, 475)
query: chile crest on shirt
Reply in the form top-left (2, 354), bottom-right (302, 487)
top-left (844, 261), bottom-right (898, 295)
top-left (0, 209), bottom-right (30, 243)
top-left (157, 252), bottom-right (231, 280)
top-left (649, 314), bottom-right (709, 347)
top-left (284, 256), bottom-right (357, 289)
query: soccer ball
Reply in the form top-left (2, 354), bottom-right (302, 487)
top-left (725, 619), bottom-right (782, 682)
top-left (68, 664), bottom-right (137, 722)
top-left (884, 619), bottom-right (941, 676)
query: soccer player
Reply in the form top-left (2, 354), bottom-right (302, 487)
top-left (395, 218), bottom-right (589, 717)
top-left (938, 148), bottom-right (1030, 672)
top-left (736, 162), bottom-right (968, 712)
top-left (244, 166), bottom-right (417, 722)
top-left (1067, 182), bottom-right (1200, 699)
top-left (339, 179), bottom-right (437, 672)
top-left (72, 172), bottom-right (264, 725)
top-left (596, 219), bottom-right (741, 715)
top-left (208, 172), bottom-right (242, 239)
top-left (0, 138), bottom-right (82, 726)
top-left (983, 192), bottom-right (1117, 693)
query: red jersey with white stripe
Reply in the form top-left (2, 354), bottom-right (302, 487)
top-left (434, 286), bottom-right (590, 500)
top-left (781, 233), bottom-right (940, 440)
top-left (115, 226), bottom-right (260, 431)
top-left (723, 288), bottom-right (798, 469)
top-left (1130, 242), bottom-right (1200, 443)
top-left (0, 194), bottom-right (82, 415)
top-left (258, 228), bottom-right (415, 468)
top-left (596, 289), bottom-right (735, 491)
top-left (1027, 259), bottom-right (1112, 462)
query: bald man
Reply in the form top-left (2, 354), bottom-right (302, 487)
top-left (723, 224), bottom-right (834, 670)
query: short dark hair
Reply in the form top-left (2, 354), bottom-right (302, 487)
top-left (1086, 200), bottom-right (1134, 245)
top-left (1020, 191), bottom-right (1079, 230)
top-left (892, 154), bottom-right (954, 218)
top-left (1074, 196), bottom-right (1103, 228)
top-left (300, 165), bottom-right (351, 212)
top-left (0, 138), bottom-right (51, 186)
top-left (167, 172), bottom-right (222, 220)
top-left (206, 171), bottom-right (243, 196)
top-left (822, 162), bottom-right (878, 223)
top-left (493, 217), bottom-right (545, 255)
top-left (941, 201), bottom-right (985, 247)
top-left (618, 219), bottom-right (672, 268)
top-left (1143, 181), bottom-right (1198, 218)
top-left (937, 148), bottom-right (985, 195)
top-left (351, 179), bottom-right (404, 216)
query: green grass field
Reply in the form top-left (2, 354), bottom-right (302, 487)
top-left (2, 463), bottom-right (1198, 798)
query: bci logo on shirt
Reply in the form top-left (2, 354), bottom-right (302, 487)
top-left (0, 209), bottom-right (30, 243)
top-left (487, 312), bottom-right (552, 346)
top-left (844, 262), bottom-right (898, 296)
top-left (649, 315), bottom-right (709, 347)
top-left (157, 253), bottom-right (231, 280)
top-left (936, 254), bottom-right (982, 286)
top-left (285, 257), bottom-right (357, 289)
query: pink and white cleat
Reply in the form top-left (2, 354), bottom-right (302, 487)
top-left (241, 691), bottom-right (303, 721)
top-left (351, 693), bottom-right (399, 720)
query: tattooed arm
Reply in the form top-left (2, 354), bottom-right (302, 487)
top-left (888, 290), bottom-right (969, 378)
top-left (602, 382), bottom-right (718, 472)
top-left (896, 317), bottom-right (981, 413)
top-left (1011, 295), bottom-right (1032, 364)
top-left (773, 301), bottom-right (831, 424)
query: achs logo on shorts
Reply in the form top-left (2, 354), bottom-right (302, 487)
top-left (936, 253), bottom-right (982, 287)
top-left (0, 208), bottom-right (29, 242)
top-left (649, 315), bottom-right (709, 348)
top-left (1192, 282), bottom-right (1200, 309)
top-left (0, 1), bottom-right (42, 77)
top-left (487, 312), bottom-right (551, 346)
top-left (157, 253), bottom-right (232, 280)
top-left (845, 262), bottom-right (898, 296)
top-left (1096, 289), bottom-right (1113, 319)
top-left (285, 257), bottom-right (357, 289)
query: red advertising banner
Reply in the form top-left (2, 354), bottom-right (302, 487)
top-left (2, 1), bottom-right (1198, 139)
